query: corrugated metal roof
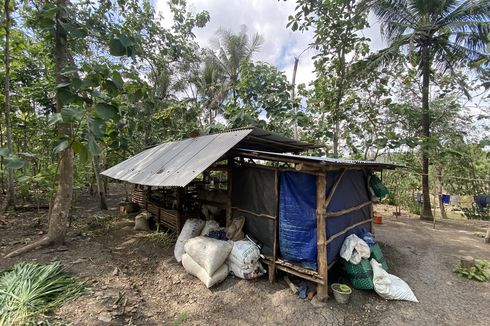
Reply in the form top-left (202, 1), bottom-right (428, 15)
top-left (101, 129), bottom-right (253, 187)
top-left (235, 149), bottom-right (401, 169)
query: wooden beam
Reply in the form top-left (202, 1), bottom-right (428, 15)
top-left (316, 173), bottom-right (328, 301)
top-left (269, 169), bottom-right (279, 283)
top-left (325, 201), bottom-right (371, 218)
top-left (231, 207), bottom-right (276, 220)
top-left (226, 159), bottom-right (233, 227)
top-left (326, 219), bottom-right (372, 245)
top-left (295, 163), bottom-right (326, 173)
top-left (323, 169), bottom-right (346, 210)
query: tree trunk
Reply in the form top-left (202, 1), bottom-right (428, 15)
top-left (420, 46), bottom-right (433, 220)
top-left (437, 165), bottom-right (448, 219)
top-left (485, 228), bottom-right (490, 244)
top-left (92, 155), bottom-right (108, 210)
top-left (3, 0), bottom-right (15, 210)
top-left (5, 0), bottom-right (73, 258)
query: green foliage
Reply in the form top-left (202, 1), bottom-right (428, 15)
top-left (454, 260), bottom-right (490, 282)
top-left (0, 262), bottom-right (85, 325)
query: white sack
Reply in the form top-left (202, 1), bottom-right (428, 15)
top-left (134, 212), bottom-right (151, 231)
top-left (228, 260), bottom-right (265, 280)
top-left (184, 236), bottom-right (233, 275)
top-left (200, 220), bottom-right (221, 236)
top-left (174, 218), bottom-right (205, 263)
top-left (370, 259), bottom-right (418, 302)
top-left (228, 240), bottom-right (260, 268)
top-left (182, 254), bottom-right (229, 288)
top-left (340, 234), bottom-right (371, 264)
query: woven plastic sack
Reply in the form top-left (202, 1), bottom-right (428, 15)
top-left (174, 218), bottom-right (205, 263)
top-left (184, 236), bottom-right (233, 275)
top-left (340, 234), bottom-right (371, 265)
top-left (200, 220), bottom-right (220, 236)
top-left (370, 259), bottom-right (418, 302)
top-left (182, 254), bottom-right (228, 288)
top-left (227, 240), bottom-right (260, 268)
top-left (228, 260), bottom-right (266, 280)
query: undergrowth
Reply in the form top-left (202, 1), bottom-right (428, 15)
top-left (0, 262), bottom-right (85, 326)
top-left (454, 259), bottom-right (490, 282)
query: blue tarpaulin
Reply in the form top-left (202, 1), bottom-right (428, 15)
top-left (279, 170), bottom-right (372, 270)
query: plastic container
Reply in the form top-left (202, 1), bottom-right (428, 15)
top-left (373, 215), bottom-right (383, 224)
top-left (331, 283), bottom-right (352, 304)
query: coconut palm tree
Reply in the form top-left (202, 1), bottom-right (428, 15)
top-left (208, 26), bottom-right (263, 104)
top-left (365, 0), bottom-right (490, 220)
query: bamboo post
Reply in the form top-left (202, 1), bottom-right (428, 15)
top-left (316, 172), bottom-right (328, 301)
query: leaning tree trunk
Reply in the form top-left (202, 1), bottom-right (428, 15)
top-left (92, 155), bottom-right (108, 210)
top-left (3, 0), bottom-right (16, 210)
top-left (5, 0), bottom-right (73, 258)
top-left (420, 46), bottom-right (433, 220)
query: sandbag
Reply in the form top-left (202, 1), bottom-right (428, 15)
top-left (182, 254), bottom-right (229, 288)
top-left (174, 218), bottom-right (205, 263)
top-left (370, 259), bottom-right (418, 302)
top-left (340, 234), bottom-right (370, 265)
top-left (134, 212), bottom-right (151, 231)
top-left (226, 217), bottom-right (245, 241)
top-left (200, 220), bottom-right (220, 236)
top-left (228, 260), bottom-right (266, 280)
top-left (184, 236), bottom-right (233, 275)
top-left (227, 240), bottom-right (260, 268)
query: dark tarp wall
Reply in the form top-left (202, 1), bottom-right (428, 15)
top-left (231, 166), bottom-right (277, 256)
top-left (279, 170), bottom-right (371, 270)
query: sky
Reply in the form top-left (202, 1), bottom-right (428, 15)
top-left (154, 0), bottom-right (386, 87)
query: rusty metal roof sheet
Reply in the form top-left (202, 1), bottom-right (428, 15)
top-left (101, 129), bottom-right (253, 187)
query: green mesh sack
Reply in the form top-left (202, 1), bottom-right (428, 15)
top-left (370, 174), bottom-right (389, 198)
top-left (370, 243), bottom-right (388, 271)
top-left (343, 259), bottom-right (374, 290)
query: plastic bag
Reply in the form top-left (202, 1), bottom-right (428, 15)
top-left (340, 234), bottom-right (371, 264)
top-left (200, 220), bottom-right (220, 236)
top-left (370, 259), bottom-right (418, 302)
top-left (228, 260), bottom-right (266, 280)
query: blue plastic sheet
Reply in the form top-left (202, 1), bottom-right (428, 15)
top-left (279, 170), bottom-right (372, 270)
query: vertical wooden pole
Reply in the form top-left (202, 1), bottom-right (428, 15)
top-left (269, 169), bottom-right (279, 283)
top-left (176, 187), bottom-right (183, 232)
top-left (226, 158), bottom-right (233, 227)
top-left (316, 172), bottom-right (328, 301)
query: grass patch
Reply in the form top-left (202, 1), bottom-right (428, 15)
top-left (143, 230), bottom-right (176, 247)
top-left (0, 262), bottom-right (85, 325)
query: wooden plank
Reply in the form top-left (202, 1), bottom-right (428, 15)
top-left (326, 219), bottom-right (372, 245)
top-left (316, 173), bottom-right (328, 301)
top-left (325, 201), bottom-right (371, 218)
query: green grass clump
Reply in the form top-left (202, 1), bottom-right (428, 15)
top-left (0, 262), bottom-right (85, 326)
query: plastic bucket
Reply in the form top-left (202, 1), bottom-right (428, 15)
top-left (373, 215), bottom-right (382, 224)
top-left (331, 283), bottom-right (352, 304)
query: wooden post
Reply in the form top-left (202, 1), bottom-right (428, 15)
top-left (226, 159), bottom-right (233, 227)
top-left (176, 187), bottom-right (183, 232)
top-left (316, 173), bottom-right (328, 301)
top-left (269, 169), bottom-right (279, 283)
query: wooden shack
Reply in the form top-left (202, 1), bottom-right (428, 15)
top-left (102, 127), bottom-right (397, 300)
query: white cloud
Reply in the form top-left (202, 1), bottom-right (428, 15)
top-left (154, 0), bottom-right (385, 86)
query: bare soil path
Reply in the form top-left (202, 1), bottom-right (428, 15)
top-left (1, 189), bottom-right (488, 326)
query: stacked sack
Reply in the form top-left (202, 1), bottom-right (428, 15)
top-left (227, 239), bottom-right (265, 279)
top-left (182, 236), bottom-right (233, 288)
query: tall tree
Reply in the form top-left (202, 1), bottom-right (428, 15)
top-left (208, 26), bottom-right (263, 104)
top-left (3, 0), bottom-right (16, 209)
top-left (364, 0), bottom-right (490, 220)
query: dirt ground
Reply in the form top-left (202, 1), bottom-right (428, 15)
top-left (1, 186), bottom-right (489, 326)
